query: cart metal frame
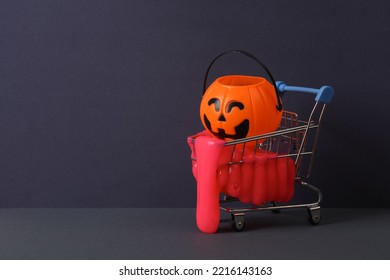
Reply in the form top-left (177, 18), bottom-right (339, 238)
top-left (213, 82), bottom-right (333, 231)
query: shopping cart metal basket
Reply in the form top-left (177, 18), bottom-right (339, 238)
top-left (187, 51), bottom-right (334, 233)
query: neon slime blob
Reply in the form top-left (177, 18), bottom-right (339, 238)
top-left (187, 131), bottom-right (295, 234)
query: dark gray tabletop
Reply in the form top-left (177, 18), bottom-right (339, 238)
top-left (0, 208), bottom-right (389, 260)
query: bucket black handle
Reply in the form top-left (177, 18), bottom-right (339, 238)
top-left (202, 50), bottom-right (283, 111)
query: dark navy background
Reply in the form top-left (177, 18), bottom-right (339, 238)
top-left (1, 0), bottom-right (389, 207)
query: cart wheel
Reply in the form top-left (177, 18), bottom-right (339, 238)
top-left (271, 202), bottom-right (281, 214)
top-left (307, 206), bottom-right (321, 225)
top-left (231, 213), bottom-right (245, 231)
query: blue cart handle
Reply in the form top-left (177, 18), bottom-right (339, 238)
top-left (276, 81), bottom-right (334, 104)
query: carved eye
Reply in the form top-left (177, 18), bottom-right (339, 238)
top-left (208, 98), bottom-right (221, 112)
top-left (227, 101), bottom-right (244, 113)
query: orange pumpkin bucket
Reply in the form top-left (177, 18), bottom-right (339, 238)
top-left (200, 50), bottom-right (283, 140)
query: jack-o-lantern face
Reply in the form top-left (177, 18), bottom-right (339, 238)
top-left (203, 98), bottom-right (249, 139)
top-left (200, 75), bottom-right (282, 140)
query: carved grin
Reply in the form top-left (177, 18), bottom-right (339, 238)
top-left (204, 114), bottom-right (249, 139)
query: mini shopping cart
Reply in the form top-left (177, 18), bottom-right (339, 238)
top-left (188, 50), bottom-right (334, 233)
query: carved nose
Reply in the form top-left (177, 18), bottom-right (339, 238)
top-left (218, 114), bottom-right (226, 122)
